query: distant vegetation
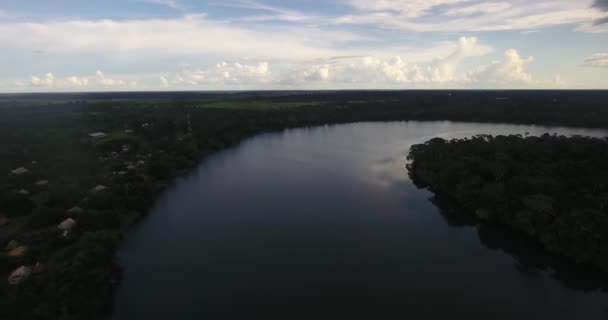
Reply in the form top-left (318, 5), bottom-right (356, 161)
top-left (408, 134), bottom-right (608, 272)
top-left (1, 90), bottom-right (608, 319)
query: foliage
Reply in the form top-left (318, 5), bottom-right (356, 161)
top-left (408, 134), bottom-right (608, 272)
top-left (2, 91), bottom-right (608, 319)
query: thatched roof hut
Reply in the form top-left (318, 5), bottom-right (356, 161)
top-left (90, 185), bottom-right (107, 194)
top-left (58, 218), bottom-right (76, 231)
top-left (5, 240), bottom-right (19, 251)
top-left (0, 215), bottom-right (9, 227)
top-left (8, 266), bottom-right (32, 285)
top-left (35, 180), bottom-right (49, 187)
top-left (10, 167), bottom-right (29, 175)
top-left (67, 206), bottom-right (84, 214)
top-left (7, 245), bottom-right (28, 257)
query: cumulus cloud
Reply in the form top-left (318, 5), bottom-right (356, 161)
top-left (160, 76), bottom-right (169, 87)
top-left (66, 76), bottom-right (89, 87)
top-left (279, 37), bottom-right (498, 86)
top-left (31, 73), bottom-right (55, 87)
top-left (9, 36), bottom-right (551, 91)
top-left (585, 53), bottom-right (608, 67)
top-left (169, 61), bottom-right (271, 86)
top-left (96, 70), bottom-right (126, 87)
top-left (471, 49), bottom-right (534, 85)
top-left (28, 71), bottom-right (130, 89)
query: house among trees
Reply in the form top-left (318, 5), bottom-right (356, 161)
top-left (10, 167), bottom-right (29, 175)
top-left (35, 180), bottom-right (49, 187)
top-left (33, 262), bottom-right (45, 275)
top-left (8, 245), bottom-right (28, 257)
top-left (90, 185), bottom-right (107, 194)
top-left (0, 215), bottom-right (9, 227)
top-left (8, 266), bottom-right (32, 285)
top-left (88, 132), bottom-right (107, 139)
top-left (5, 240), bottom-right (19, 251)
top-left (58, 218), bottom-right (76, 231)
top-left (67, 206), bottom-right (84, 214)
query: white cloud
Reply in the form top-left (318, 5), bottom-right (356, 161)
top-left (31, 73), bottom-right (55, 86)
top-left (279, 36), bottom-right (494, 86)
top-left (169, 61), bottom-right (271, 86)
top-left (96, 70), bottom-right (126, 87)
top-left (0, 16), bottom-right (366, 61)
top-left (349, 0), bottom-right (469, 18)
top-left (218, 0), bottom-right (318, 23)
top-left (160, 76), bottom-right (169, 87)
top-left (137, 0), bottom-right (184, 10)
top-left (585, 53), bottom-right (608, 67)
top-left (470, 49), bottom-right (534, 85)
top-left (338, 1), bottom-right (608, 33)
top-left (444, 2), bottom-right (512, 16)
top-left (27, 71), bottom-right (130, 89)
top-left (20, 37), bottom-right (540, 90)
top-left (66, 76), bottom-right (89, 87)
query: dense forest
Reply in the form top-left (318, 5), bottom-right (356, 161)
top-left (408, 134), bottom-right (608, 273)
top-left (1, 91), bottom-right (608, 319)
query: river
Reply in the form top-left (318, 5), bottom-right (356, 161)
top-left (110, 121), bottom-right (608, 319)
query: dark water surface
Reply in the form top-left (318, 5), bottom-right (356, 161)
top-left (110, 122), bottom-right (608, 320)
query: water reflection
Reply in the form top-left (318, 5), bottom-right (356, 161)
top-left (428, 195), bottom-right (608, 292)
top-left (111, 121), bottom-right (608, 320)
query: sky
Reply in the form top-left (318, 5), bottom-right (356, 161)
top-left (0, 0), bottom-right (607, 92)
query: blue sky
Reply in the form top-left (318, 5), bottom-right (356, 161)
top-left (0, 0), bottom-right (607, 92)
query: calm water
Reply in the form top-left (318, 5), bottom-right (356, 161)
top-left (111, 121), bottom-right (608, 320)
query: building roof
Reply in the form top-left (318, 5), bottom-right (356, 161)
top-left (89, 132), bottom-right (107, 139)
top-left (67, 206), bottom-right (84, 214)
top-left (58, 218), bottom-right (76, 231)
top-left (90, 185), bottom-right (107, 193)
top-left (0, 215), bottom-right (9, 227)
top-left (5, 240), bottom-right (19, 251)
top-left (8, 266), bottom-right (32, 285)
top-left (10, 167), bottom-right (28, 175)
top-left (18, 189), bottom-right (30, 196)
top-left (7, 246), bottom-right (27, 257)
top-left (35, 180), bottom-right (49, 186)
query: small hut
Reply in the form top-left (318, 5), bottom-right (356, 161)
top-left (7, 246), bottom-right (28, 257)
top-left (8, 266), bottom-right (32, 285)
top-left (58, 218), bottom-right (76, 231)
top-left (90, 185), bottom-right (107, 194)
top-left (10, 167), bottom-right (28, 175)
top-left (35, 180), bottom-right (49, 187)
top-left (5, 240), bottom-right (19, 251)
top-left (33, 262), bottom-right (45, 275)
top-left (0, 215), bottom-right (9, 227)
top-left (89, 132), bottom-right (107, 139)
top-left (67, 206), bottom-right (84, 214)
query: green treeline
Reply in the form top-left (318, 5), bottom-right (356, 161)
top-left (408, 134), bottom-right (608, 272)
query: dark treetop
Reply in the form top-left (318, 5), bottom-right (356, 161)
top-left (408, 134), bottom-right (608, 272)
